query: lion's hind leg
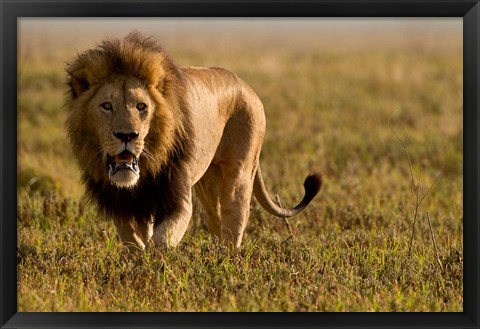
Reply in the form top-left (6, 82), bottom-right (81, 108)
top-left (194, 164), bottom-right (222, 238)
top-left (213, 99), bottom-right (265, 249)
top-left (195, 162), bottom-right (258, 249)
top-left (218, 161), bottom-right (258, 249)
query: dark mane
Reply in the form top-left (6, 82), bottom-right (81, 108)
top-left (66, 31), bottom-right (194, 227)
top-left (84, 125), bottom-right (194, 226)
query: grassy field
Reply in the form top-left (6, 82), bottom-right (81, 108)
top-left (17, 20), bottom-right (463, 312)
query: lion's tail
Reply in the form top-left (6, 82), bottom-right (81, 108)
top-left (253, 166), bottom-right (322, 218)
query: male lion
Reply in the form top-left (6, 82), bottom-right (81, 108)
top-left (65, 32), bottom-right (322, 251)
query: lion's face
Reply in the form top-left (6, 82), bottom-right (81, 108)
top-left (66, 32), bottom-right (188, 194)
top-left (89, 77), bottom-right (155, 188)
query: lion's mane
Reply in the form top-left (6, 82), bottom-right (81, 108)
top-left (65, 32), bottom-right (194, 225)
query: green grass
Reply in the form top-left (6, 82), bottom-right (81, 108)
top-left (17, 27), bottom-right (463, 312)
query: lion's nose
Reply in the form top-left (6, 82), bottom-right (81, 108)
top-left (113, 131), bottom-right (139, 143)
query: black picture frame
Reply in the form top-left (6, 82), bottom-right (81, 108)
top-left (1, 1), bottom-right (479, 328)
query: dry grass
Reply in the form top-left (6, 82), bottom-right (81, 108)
top-left (17, 20), bottom-right (463, 312)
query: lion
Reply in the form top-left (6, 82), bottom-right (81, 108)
top-left (65, 32), bottom-right (322, 251)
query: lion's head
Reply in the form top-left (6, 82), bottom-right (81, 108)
top-left (65, 32), bottom-right (190, 189)
top-left (77, 76), bottom-right (157, 188)
top-left (65, 32), bottom-right (193, 221)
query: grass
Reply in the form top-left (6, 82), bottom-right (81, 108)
top-left (17, 24), bottom-right (463, 312)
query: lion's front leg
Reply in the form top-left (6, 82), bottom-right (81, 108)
top-left (152, 187), bottom-right (193, 248)
top-left (113, 216), bottom-right (154, 253)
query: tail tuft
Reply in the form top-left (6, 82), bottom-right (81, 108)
top-left (253, 166), bottom-right (322, 218)
top-left (303, 172), bottom-right (323, 203)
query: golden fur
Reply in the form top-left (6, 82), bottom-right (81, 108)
top-left (65, 32), bottom-right (321, 251)
top-left (66, 33), bottom-right (189, 182)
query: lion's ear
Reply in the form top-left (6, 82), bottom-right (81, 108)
top-left (67, 68), bottom-right (90, 98)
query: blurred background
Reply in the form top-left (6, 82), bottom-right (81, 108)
top-left (17, 19), bottom-right (463, 312)
top-left (19, 18), bottom-right (461, 54)
top-left (18, 18), bottom-right (462, 197)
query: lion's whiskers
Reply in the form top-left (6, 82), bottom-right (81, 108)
top-left (141, 147), bottom-right (155, 162)
top-left (94, 148), bottom-right (105, 158)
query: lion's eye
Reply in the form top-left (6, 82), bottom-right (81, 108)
top-left (136, 103), bottom-right (147, 111)
top-left (100, 102), bottom-right (113, 111)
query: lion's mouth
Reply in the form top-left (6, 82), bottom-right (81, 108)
top-left (107, 150), bottom-right (140, 177)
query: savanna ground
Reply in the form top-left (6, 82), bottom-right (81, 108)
top-left (17, 19), bottom-right (463, 312)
